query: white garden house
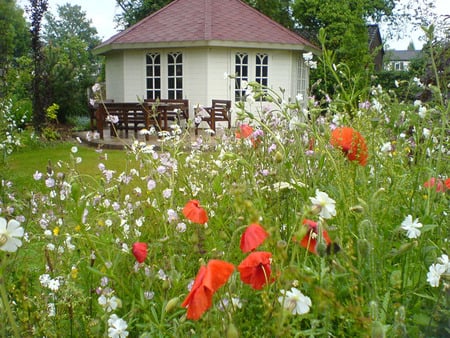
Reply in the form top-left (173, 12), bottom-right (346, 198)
top-left (93, 0), bottom-right (319, 126)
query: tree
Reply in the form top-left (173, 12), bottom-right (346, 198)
top-left (42, 4), bottom-right (102, 120)
top-left (407, 41), bottom-right (415, 51)
top-left (242, 0), bottom-right (293, 29)
top-left (115, 0), bottom-right (171, 28)
top-left (292, 0), bottom-right (394, 71)
top-left (29, 0), bottom-right (48, 134)
top-left (0, 0), bottom-right (30, 97)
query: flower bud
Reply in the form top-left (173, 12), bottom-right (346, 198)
top-left (371, 321), bottom-right (385, 338)
top-left (349, 205), bottom-right (364, 213)
top-left (226, 323), bottom-right (239, 338)
top-left (274, 151), bottom-right (283, 163)
top-left (164, 296), bottom-right (179, 313)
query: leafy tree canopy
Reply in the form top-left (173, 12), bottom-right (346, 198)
top-left (43, 4), bottom-right (101, 49)
top-left (115, 0), bottom-right (171, 28)
top-left (42, 4), bottom-right (102, 119)
top-left (0, 0), bottom-right (29, 84)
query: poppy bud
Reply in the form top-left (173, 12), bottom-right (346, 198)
top-left (349, 205), bottom-right (364, 213)
top-left (371, 321), bottom-right (385, 338)
top-left (316, 241), bottom-right (328, 257)
top-left (164, 297), bottom-right (179, 313)
top-left (274, 151), bottom-right (283, 163)
top-left (162, 279), bottom-right (171, 290)
top-left (226, 323), bottom-right (239, 338)
top-left (357, 239), bottom-right (370, 257)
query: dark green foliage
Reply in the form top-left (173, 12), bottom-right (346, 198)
top-left (115, 0), bottom-right (172, 28)
top-left (0, 0), bottom-right (30, 97)
top-left (29, 0), bottom-right (48, 135)
top-left (42, 4), bottom-right (102, 121)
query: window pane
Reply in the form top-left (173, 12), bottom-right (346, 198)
top-left (146, 53), bottom-right (161, 100)
top-left (168, 65), bottom-right (174, 76)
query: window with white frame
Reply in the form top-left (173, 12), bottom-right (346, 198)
top-left (235, 53), bottom-right (248, 102)
top-left (255, 53), bottom-right (268, 88)
top-left (167, 52), bottom-right (183, 99)
top-left (146, 53), bottom-right (161, 100)
top-left (296, 56), bottom-right (308, 102)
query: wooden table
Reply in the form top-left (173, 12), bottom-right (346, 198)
top-left (94, 101), bottom-right (187, 140)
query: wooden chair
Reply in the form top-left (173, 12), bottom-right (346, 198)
top-left (195, 99), bottom-right (232, 135)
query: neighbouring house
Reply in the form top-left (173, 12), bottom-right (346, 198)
top-left (367, 24), bottom-right (384, 71)
top-left (93, 0), bottom-right (319, 127)
top-left (384, 50), bottom-right (421, 71)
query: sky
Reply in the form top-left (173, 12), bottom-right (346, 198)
top-left (17, 0), bottom-right (450, 50)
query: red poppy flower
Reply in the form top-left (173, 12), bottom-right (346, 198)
top-left (296, 219), bottom-right (340, 255)
top-left (183, 200), bottom-right (208, 224)
top-left (423, 177), bottom-right (447, 192)
top-left (240, 223), bottom-right (269, 253)
top-left (235, 124), bottom-right (254, 139)
top-left (238, 251), bottom-right (273, 290)
top-left (330, 127), bottom-right (368, 166)
top-left (445, 178), bottom-right (450, 190)
top-left (181, 260), bottom-right (234, 320)
top-left (132, 242), bottom-right (148, 263)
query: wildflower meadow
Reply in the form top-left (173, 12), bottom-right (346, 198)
top-left (1, 42), bottom-right (449, 338)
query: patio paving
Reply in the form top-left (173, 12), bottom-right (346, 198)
top-left (73, 128), bottom-right (223, 150)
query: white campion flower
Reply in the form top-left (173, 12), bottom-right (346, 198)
top-left (309, 189), bottom-right (336, 219)
top-left (418, 105), bottom-right (427, 118)
top-left (33, 171), bottom-right (43, 180)
top-left (426, 263), bottom-right (446, 287)
top-left (48, 278), bottom-right (60, 291)
top-left (107, 314), bottom-right (129, 338)
top-left (92, 83), bottom-right (101, 93)
top-left (437, 254), bottom-right (450, 272)
top-left (400, 215), bottom-right (422, 239)
top-left (98, 295), bottom-right (120, 312)
top-left (0, 217), bottom-right (24, 252)
top-left (302, 52), bottom-right (313, 61)
top-left (278, 287), bottom-right (312, 315)
top-left (380, 142), bottom-right (393, 153)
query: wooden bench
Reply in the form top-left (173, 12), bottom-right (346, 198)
top-left (195, 99), bottom-right (232, 135)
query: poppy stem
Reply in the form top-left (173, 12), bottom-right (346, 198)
top-left (196, 225), bottom-right (206, 255)
top-left (0, 261), bottom-right (21, 338)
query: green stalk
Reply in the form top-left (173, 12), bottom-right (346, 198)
top-left (0, 263), bottom-right (20, 338)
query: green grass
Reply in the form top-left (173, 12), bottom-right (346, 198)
top-left (2, 142), bottom-right (132, 191)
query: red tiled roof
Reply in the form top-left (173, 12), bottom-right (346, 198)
top-left (96, 0), bottom-right (318, 52)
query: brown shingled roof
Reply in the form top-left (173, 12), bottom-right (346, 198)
top-left (95, 0), bottom-right (318, 53)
